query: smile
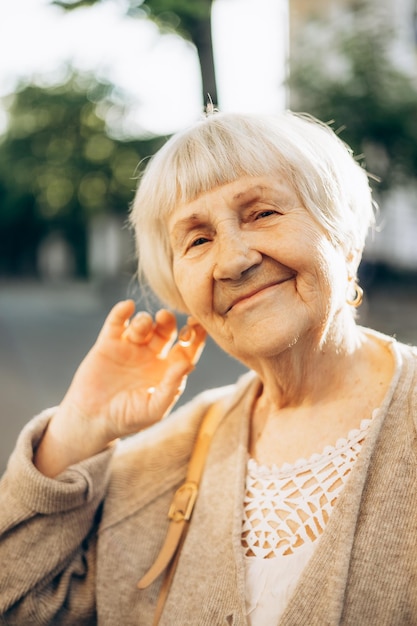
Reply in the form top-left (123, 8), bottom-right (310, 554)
top-left (226, 277), bottom-right (294, 313)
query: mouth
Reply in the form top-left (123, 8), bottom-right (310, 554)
top-left (225, 276), bottom-right (294, 313)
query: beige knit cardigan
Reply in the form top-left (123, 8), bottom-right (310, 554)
top-left (0, 334), bottom-right (416, 626)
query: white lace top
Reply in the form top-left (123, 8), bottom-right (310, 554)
top-left (242, 415), bottom-right (374, 625)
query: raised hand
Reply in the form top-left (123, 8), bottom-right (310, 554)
top-left (34, 300), bottom-right (206, 476)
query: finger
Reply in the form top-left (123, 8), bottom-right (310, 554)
top-left (146, 310), bottom-right (178, 356)
top-left (171, 322), bottom-right (207, 366)
top-left (122, 309), bottom-right (178, 356)
top-left (122, 311), bottom-right (154, 344)
top-left (185, 322), bottom-right (207, 365)
top-left (147, 361), bottom-right (194, 419)
top-left (98, 300), bottom-right (136, 341)
top-left (154, 309), bottom-right (178, 338)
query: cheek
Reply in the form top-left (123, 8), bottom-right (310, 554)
top-left (295, 239), bottom-right (346, 306)
top-left (172, 263), bottom-right (190, 308)
top-left (173, 262), bottom-right (211, 316)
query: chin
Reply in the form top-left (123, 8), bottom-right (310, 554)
top-left (227, 331), bottom-right (301, 365)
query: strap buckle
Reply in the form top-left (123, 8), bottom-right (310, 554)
top-left (168, 481), bottom-right (198, 522)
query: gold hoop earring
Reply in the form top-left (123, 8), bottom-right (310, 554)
top-left (346, 284), bottom-right (363, 308)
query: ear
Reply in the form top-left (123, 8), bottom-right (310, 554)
top-left (346, 247), bottom-right (363, 281)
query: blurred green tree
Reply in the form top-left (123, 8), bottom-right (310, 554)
top-left (0, 71), bottom-right (163, 276)
top-left (52, 0), bottom-right (217, 106)
top-left (288, 6), bottom-right (417, 191)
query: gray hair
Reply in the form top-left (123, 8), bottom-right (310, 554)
top-left (130, 111), bottom-right (375, 311)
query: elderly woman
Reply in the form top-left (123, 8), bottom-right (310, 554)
top-left (0, 111), bottom-right (416, 626)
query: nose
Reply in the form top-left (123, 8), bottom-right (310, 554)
top-left (213, 233), bottom-right (262, 281)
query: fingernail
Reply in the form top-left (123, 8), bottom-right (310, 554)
top-left (178, 325), bottom-right (196, 347)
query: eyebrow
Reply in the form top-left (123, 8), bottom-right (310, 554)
top-left (170, 214), bottom-right (206, 244)
top-left (170, 184), bottom-right (280, 241)
top-left (234, 183), bottom-right (299, 209)
top-left (231, 185), bottom-right (266, 206)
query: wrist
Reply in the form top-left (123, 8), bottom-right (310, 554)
top-left (34, 403), bottom-right (116, 477)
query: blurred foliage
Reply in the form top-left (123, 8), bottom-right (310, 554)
top-left (0, 0), bottom-right (217, 279)
top-left (0, 71), bottom-right (164, 276)
top-left (289, 5), bottom-right (417, 191)
top-left (52, 0), bottom-right (217, 104)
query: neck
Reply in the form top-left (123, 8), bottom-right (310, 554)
top-left (247, 322), bottom-right (395, 467)
top-left (249, 314), bottom-right (364, 410)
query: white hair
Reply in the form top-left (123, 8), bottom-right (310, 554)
top-left (130, 111), bottom-right (375, 311)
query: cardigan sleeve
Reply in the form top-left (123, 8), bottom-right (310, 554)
top-left (0, 409), bottom-right (114, 625)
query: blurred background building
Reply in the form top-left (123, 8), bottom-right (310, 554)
top-left (0, 0), bottom-right (416, 471)
top-left (290, 0), bottom-right (417, 272)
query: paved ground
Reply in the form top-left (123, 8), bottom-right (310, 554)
top-left (0, 273), bottom-right (416, 473)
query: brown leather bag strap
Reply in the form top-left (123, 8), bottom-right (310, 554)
top-left (150, 528), bottom-right (188, 626)
top-left (137, 400), bottom-right (226, 623)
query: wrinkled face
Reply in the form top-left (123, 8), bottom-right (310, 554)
top-left (168, 175), bottom-right (349, 366)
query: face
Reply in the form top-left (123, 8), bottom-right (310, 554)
top-left (168, 175), bottom-right (349, 367)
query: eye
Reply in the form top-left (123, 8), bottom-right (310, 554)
top-left (190, 236), bottom-right (210, 247)
top-left (255, 210), bottom-right (277, 220)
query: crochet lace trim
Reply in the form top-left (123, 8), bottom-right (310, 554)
top-left (242, 416), bottom-right (373, 559)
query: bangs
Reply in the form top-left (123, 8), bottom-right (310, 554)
top-left (173, 130), bottom-right (284, 205)
top-left (141, 115), bottom-right (288, 220)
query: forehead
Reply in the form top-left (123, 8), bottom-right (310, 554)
top-left (168, 175), bottom-right (297, 231)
